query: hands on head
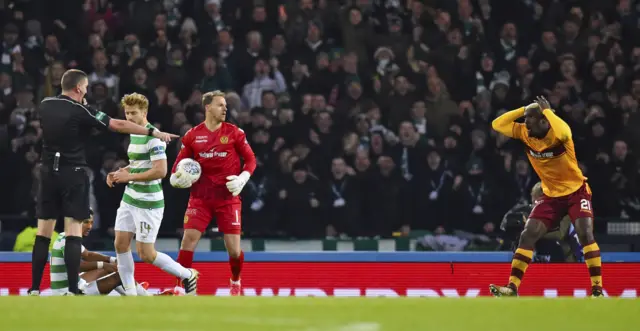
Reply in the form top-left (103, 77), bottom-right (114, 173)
top-left (535, 95), bottom-right (551, 111)
top-left (525, 95), bottom-right (553, 114)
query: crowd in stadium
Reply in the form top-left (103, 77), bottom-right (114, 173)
top-left (0, 0), bottom-right (639, 241)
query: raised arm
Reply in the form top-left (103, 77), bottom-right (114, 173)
top-left (535, 96), bottom-right (571, 142)
top-left (491, 107), bottom-right (525, 138)
top-left (108, 119), bottom-right (178, 142)
top-left (77, 101), bottom-right (177, 142)
top-left (542, 108), bottom-right (572, 142)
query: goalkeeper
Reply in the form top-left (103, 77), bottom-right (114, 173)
top-left (501, 182), bottom-right (583, 262)
top-left (170, 91), bottom-right (257, 296)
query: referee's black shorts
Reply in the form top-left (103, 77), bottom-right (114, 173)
top-left (36, 166), bottom-right (91, 221)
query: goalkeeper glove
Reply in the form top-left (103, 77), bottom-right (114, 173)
top-left (225, 171), bottom-right (250, 197)
top-left (170, 172), bottom-right (192, 188)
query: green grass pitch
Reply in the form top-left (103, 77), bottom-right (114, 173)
top-left (1, 297), bottom-right (638, 331)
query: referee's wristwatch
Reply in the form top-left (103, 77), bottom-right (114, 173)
top-left (147, 127), bottom-right (156, 136)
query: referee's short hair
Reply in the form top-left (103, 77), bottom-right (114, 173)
top-left (202, 90), bottom-right (226, 107)
top-left (61, 69), bottom-right (88, 91)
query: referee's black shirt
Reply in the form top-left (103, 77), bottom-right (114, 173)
top-left (39, 95), bottom-right (112, 167)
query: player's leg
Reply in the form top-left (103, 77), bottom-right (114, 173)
top-left (81, 272), bottom-right (119, 295)
top-left (80, 268), bottom-right (125, 295)
top-left (136, 240), bottom-right (194, 279)
top-left (177, 229), bottom-right (200, 269)
top-left (62, 217), bottom-right (84, 294)
top-left (95, 273), bottom-right (121, 294)
top-left (137, 241), bottom-right (199, 292)
top-left (109, 278), bottom-right (150, 296)
top-left (575, 219), bottom-right (602, 296)
top-left (490, 199), bottom-right (557, 297)
top-left (114, 230), bottom-right (136, 296)
top-left (224, 234), bottom-right (243, 280)
top-left (30, 220), bottom-right (56, 295)
top-left (133, 206), bottom-right (199, 294)
top-left (511, 219), bottom-right (547, 281)
top-left (218, 204), bottom-right (244, 296)
top-left (176, 200), bottom-right (210, 288)
top-left (553, 218), bottom-right (580, 262)
top-left (490, 219), bottom-right (547, 296)
top-left (113, 203), bottom-right (137, 296)
top-left (94, 272), bottom-right (150, 296)
top-left (78, 270), bottom-right (109, 295)
top-left (60, 167), bottom-right (92, 294)
top-left (176, 229), bottom-right (203, 294)
top-left (83, 280), bottom-right (106, 295)
top-left (31, 167), bottom-right (58, 295)
top-left (568, 184), bottom-right (603, 297)
top-left (225, 233), bottom-right (244, 295)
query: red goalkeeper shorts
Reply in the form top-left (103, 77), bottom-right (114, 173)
top-left (183, 199), bottom-right (242, 235)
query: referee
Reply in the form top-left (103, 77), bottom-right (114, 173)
top-left (29, 69), bottom-right (178, 295)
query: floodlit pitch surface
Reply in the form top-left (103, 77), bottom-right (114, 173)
top-left (1, 297), bottom-right (637, 331)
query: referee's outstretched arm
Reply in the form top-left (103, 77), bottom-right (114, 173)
top-left (75, 98), bottom-right (178, 142)
top-left (29, 69), bottom-right (178, 296)
top-left (106, 116), bottom-right (178, 142)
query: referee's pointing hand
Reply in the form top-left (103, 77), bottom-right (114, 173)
top-left (153, 130), bottom-right (180, 142)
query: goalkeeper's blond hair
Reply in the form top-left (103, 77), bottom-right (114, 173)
top-left (202, 90), bottom-right (226, 107)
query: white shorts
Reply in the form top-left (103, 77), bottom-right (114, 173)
top-left (114, 201), bottom-right (163, 243)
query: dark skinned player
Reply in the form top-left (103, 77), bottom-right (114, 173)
top-left (490, 96), bottom-right (603, 297)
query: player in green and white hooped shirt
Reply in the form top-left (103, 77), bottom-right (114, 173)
top-left (108, 93), bottom-right (198, 296)
top-left (50, 210), bottom-right (150, 296)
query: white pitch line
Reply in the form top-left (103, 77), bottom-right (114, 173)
top-left (222, 316), bottom-right (306, 326)
top-left (336, 323), bottom-right (381, 331)
top-left (302, 322), bottom-right (381, 331)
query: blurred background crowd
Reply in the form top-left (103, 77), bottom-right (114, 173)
top-left (0, 0), bottom-right (639, 246)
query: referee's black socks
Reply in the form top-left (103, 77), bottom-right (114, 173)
top-left (30, 235), bottom-right (51, 292)
top-left (64, 236), bottom-right (83, 294)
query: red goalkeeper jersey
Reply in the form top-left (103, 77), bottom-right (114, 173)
top-left (172, 122), bottom-right (256, 206)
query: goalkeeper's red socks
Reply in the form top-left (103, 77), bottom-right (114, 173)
top-left (176, 249), bottom-right (194, 286)
top-left (229, 251), bottom-right (244, 282)
top-left (175, 250), bottom-right (243, 284)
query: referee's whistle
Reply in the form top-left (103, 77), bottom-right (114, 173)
top-left (54, 152), bottom-right (60, 172)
